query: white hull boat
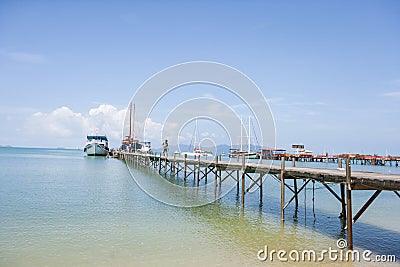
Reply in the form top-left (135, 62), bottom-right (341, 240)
top-left (84, 135), bottom-right (109, 156)
top-left (182, 149), bottom-right (213, 158)
top-left (181, 119), bottom-right (213, 159)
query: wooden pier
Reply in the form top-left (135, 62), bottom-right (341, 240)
top-left (265, 152), bottom-right (400, 167)
top-left (118, 152), bottom-right (400, 250)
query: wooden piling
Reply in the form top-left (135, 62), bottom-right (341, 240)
top-left (281, 156), bottom-right (285, 221)
top-left (184, 154), bottom-right (187, 181)
top-left (294, 179), bottom-right (299, 211)
top-left (214, 156), bottom-right (218, 198)
top-left (292, 158), bottom-right (298, 210)
top-left (158, 153), bottom-right (162, 174)
top-left (172, 154), bottom-right (176, 175)
top-left (196, 156), bottom-right (200, 186)
top-left (241, 156), bottom-right (245, 207)
top-left (205, 157), bottom-right (208, 183)
top-left (236, 170), bottom-right (240, 195)
top-left (164, 154), bottom-right (167, 177)
top-left (345, 156), bottom-right (353, 250)
top-left (259, 172), bottom-right (263, 202)
top-left (340, 183), bottom-right (346, 220)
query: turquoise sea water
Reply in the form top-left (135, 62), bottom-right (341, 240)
top-left (0, 147), bottom-right (399, 266)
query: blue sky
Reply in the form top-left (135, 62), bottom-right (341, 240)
top-left (0, 1), bottom-right (399, 154)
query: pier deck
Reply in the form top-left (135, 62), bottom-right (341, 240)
top-left (133, 154), bottom-right (400, 191)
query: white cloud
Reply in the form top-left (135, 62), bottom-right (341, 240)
top-left (23, 104), bottom-right (180, 148)
top-left (24, 104), bottom-right (128, 148)
top-left (27, 106), bottom-right (86, 137)
top-left (141, 118), bottom-right (163, 140)
top-left (1, 50), bottom-right (45, 63)
top-left (87, 104), bottom-right (127, 141)
top-left (382, 91), bottom-right (400, 97)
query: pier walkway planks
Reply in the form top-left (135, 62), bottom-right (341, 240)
top-left (125, 153), bottom-right (400, 191)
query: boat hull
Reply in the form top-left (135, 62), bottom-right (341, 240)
top-left (84, 143), bottom-right (109, 156)
top-left (182, 152), bottom-right (213, 158)
top-left (229, 152), bottom-right (260, 159)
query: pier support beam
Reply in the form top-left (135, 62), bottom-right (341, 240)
top-left (345, 156), bottom-right (353, 250)
top-left (236, 170), bottom-right (240, 195)
top-left (183, 154), bottom-right (187, 182)
top-left (158, 153), bottom-right (162, 174)
top-left (321, 182), bottom-right (347, 220)
top-left (281, 157), bottom-right (285, 221)
top-left (196, 156), bottom-right (200, 186)
top-left (172, 154), bottom-right (176, 176)
top-left (353, 190), bottom-right (382, 224)
top-left (241, 156), bottom-right (245, 207)
top-left (293, 179), bottom-right (299, 211)
top-left (164, 155), bottom-right (167, 177)
top-left (340, 183), bottom-right (346, 220)
top-left (292, 159), bottom-right (298, 211)
top-left (214, 156), bottom-right (218, 198)
top-left (259, 173), bottom-right (263, 204)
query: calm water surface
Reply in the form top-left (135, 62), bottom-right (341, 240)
top-left (0, 148), bottom-right (399, 266)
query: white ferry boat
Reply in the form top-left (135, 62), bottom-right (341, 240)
top-left (84, 135), bottom-right (109, 156)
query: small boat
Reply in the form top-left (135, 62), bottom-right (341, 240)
top-left (182, 148), bottom-right (213, 158)
top-left (84, 135), bottom-right (109, 156)
top-left (228, 148), bottom-right (260, 159)
top-left (181, 119), bottom-right (213, 158)
top-left (137, 141), bottom-right (152, 154)
top-left (228, 117), bottom-right (260, 159)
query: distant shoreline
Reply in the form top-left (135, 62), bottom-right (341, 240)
top-left (0, 145), bottom-right (81, 151)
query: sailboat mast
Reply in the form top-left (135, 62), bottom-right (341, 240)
top-left (248, 116), bottom-right (251, 153)
top-left (240, 117), bottom-right (243, 152)
top-left (132, 103), bottom-right (135, 142)
top-left (195, 119), bottom-right (198, 150)
top-left (129, 102), bottom-right (132, 141)
top-left (128, 102), bottom-right (135, 143)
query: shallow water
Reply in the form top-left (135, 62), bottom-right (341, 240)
top-left (0, 148), bottom-right (398, 266)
